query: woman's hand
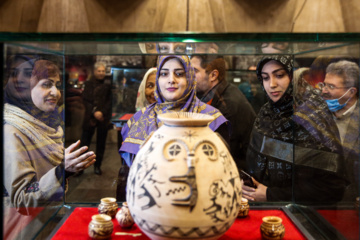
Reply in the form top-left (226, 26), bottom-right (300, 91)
top-left (65, 140), bottom-right (96, 173)
top-left (242, 178), bottom-right (268, 202)
top-left (94, 111), bottom-right (104, 122)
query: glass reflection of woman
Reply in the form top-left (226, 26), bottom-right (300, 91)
top-left (243, 55), bottom-right (348, 204)
top-left (119, 55), bottom-right (229, 167)
top-left (135, 67), bottom-right (157, 112)
top-left (4, 58), bottom-right (96, 214)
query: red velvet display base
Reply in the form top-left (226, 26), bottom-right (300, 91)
top-left (317, 209), bottom-right (359, 240)
top-left (52, 207), bottom-right (305, 239)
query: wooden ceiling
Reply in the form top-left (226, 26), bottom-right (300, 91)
top-left (0, 0), bottom-right (359, 32)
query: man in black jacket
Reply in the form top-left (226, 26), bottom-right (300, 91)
top-left (191, 55), bottom-right (256, 171)
top-left (80, 62), bottom-right (112, 175)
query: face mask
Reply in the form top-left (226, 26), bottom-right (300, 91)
top-left (325, 88), bottom-right (352, 112)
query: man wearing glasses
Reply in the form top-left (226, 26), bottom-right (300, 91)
top-left (320, 60), bottom-right (359, 202)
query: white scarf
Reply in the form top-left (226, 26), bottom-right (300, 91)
top-left (4, 103), bottom-right (64, 166)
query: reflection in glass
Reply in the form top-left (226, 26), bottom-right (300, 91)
top-left (261, 42), bottom-right (291, 54)
top-left (3, 55), bottom-right (95, 239)
top-left (245, 55), bottom-right (348, 204)
top-left (319, 60), bottom-right (359, 202)
top-left (80, 62), bottom-right (112, 175)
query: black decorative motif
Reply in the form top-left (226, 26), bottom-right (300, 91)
top-left (154, 134), bottom-right (164, 139)
top-left (127, 155), bottom-right (164, 211)
top-left (219, 151), bottom-right (232, 173)
top-left (145, 142), bottom-right (155, 154)
top-left (183, 130), bottom-right (197, 142)
top-left (202, 144), bottom-right (214, 156)
top-left (169, 166), bottom-right (197, 212)
top-left (139, 183), bottom-right (160, 210)
top-left (203, 173), bottom-right (241, 223)
top-left (166, 186), bottom-right (187, 196)
top-left (169, 144), bottom-right (181, 156)
top-left (133, 214), bottom-right (233, 238)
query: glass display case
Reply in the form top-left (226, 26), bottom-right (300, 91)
top-left (2, 33), bottom-right (359, 240)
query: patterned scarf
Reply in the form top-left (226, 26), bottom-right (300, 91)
top-left (254, 55), bottom-right (294, 143)
top-left (120, 55), bottom-right (227, 155)
top-left (4, 103), bottom-right (64, 166)
top-left (255, 55), bottom-right (342, 154)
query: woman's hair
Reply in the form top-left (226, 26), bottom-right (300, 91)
top-left (191, 55), bottom-right (226, 82)
top-left (326, 60), bottom-right (359, 96)
top-left (256, 55), bottom-right (293, 82)
top-left (31, 60), bottom-right (60, 82)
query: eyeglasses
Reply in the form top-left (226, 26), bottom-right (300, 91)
top-left (318, 82), bottom-right (350, 90)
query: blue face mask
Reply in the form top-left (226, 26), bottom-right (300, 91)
top-left (325, 88), bottom-right (352, 112)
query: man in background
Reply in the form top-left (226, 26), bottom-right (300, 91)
top-left (191, 55), bottom-right (256, 171)
top-left (80, 62), bottom-right (112, 175)
top-left (320, 60), bottom-right (359, 202)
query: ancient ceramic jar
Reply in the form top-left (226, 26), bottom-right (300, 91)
top-left (98, 197), bottom-right (118, 218)
top-left (127, 112), bottom-right (242, 240)
top-left (88, 214), bottom-right (114, 239)
top-left (238, 198), bottom-right (250, 218)
top-left (116, 202), bottom-right (135, 228)
top-left (260, 216), bottom-right (285, 240)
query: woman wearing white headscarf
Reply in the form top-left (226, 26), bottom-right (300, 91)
top-left (135, 67), bottom-right (157, 111)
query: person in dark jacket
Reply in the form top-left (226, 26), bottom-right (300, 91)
top-left (243, 55), bottom-right (348, 204)
top-left (80, 62), bottom-right (112, 175)
top-left (190, 55), bottom-right (256, 171)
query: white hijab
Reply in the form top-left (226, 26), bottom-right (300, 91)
top-left (135, 67), bottom-right (157, 112)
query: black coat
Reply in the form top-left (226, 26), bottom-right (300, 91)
top-left (202, 80), bottom-right (256, 171)
top-left (82, 78), bottom-right (112, 129)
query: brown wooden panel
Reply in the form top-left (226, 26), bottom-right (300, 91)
top-left (1, 0), bottom-right (359, 33)
top-left (189, 0), bottom-right (215, 32)
top-left (340, 0), bottom-right (360, 32)
top-left (84, 0), bottom-right (186, 32)
top-left (207, 0), bottom-right (227, 32)
top-left (208, 0), bottom-right (296, 32)
top-left (0, 0), bottom-right (24, 31)
top-left (37, 0), bottom-right (89, 32)
top-left (292, 0), bottom-right (345, 32)
top-left (161, 0), bottom-right (187, 31)
top-left (18, 0), bottom-right (44, 31)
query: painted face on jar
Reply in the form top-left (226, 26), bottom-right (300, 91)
top-left (7, 59), bottom-right (33, 100)
top-left (145, 73), bottom-right (156, 104)
top-left (31, 75), bottom-right (61, 112)
top-left (158, 58), bottom-right (187, 102)
top-left (261, 60), bottom-right (291, 103)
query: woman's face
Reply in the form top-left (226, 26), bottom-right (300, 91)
top-left (158, 58), bottom-right (187, 102)
top-left (145, 73), bottom-right (156, 104)
top-left (31, 75), bottom-right (61, 112)
top-left (261, 60), bottom-right (291, 103)
top-left (7, 60), bottom-right (33, 100)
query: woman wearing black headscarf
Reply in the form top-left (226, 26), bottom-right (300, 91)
top-left (243, 55), bottom-right (348, 204)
